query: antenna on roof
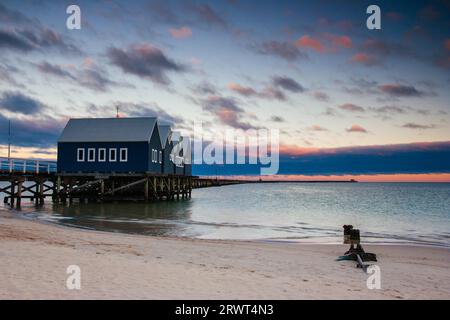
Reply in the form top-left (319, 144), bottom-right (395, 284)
top-left (116, 106), bottom-right (119, 118)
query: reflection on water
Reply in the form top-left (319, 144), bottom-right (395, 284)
top-left (48, 201), bottom-right (196, 237)
top-left (2, 182), bottom-right (450, 246)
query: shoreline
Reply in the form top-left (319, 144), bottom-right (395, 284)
top-left (1, 209), bottom-right (450, 299)
top-left (10, 205), bottom-right (450, 249)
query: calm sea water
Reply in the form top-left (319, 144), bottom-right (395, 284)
top-left (2, 182), bottom-right (450, 247)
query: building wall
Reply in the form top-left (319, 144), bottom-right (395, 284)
top-left (162, 140), bottom-right (174, 174)
top-left (57, 141), bottom-right (149, 173)
top-left (148, 125), bottom-right (163, 173)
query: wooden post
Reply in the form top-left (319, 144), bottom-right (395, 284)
top-left (16, 180), bottom-right (23, 208)
top-left (39, 179), bottom-right (44, 205)
top-left (10, 180), bottom-right (15, 206)
top-left (144, 177), bottom-right (149, 201)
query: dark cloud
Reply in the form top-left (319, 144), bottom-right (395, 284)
top-left (256, 40), bottom-right (307, 62)
top-left (270, 115), bottom-right (284, 123)
top-left (339, 103), bottom-right (365, 112)
top-left (312, 91), bottom-right (330, 102)
top-left (192, 81), bottom-right (218, 95)
top-left (202, 95), bottom-right (257, 130)
top-left (107, 43), bottom-right (186, 85)
top-left (272, 76), bottom-right (305, 93)
top-left (378, 84), bottom-right (424, 97)
top-left (371, 105), bottom-right (406, 114)
top-left (0, 27), bottom-right (79, 54)
top-left (36, 61), bottom-right (128, 92)
top-left (0, 114), bottom-right (63, 148)
top-left (194, 141), bottom-right (450, 176)
top-left (187, 3), bottom-right (228, 29)
top-left (120, 102), bottom-right (183, 125)
top-left (402, 123), bottom-right (436, 130)
top-left (0, 91), bottom-right (45, 115)
top-left (37, 62), bottom-right (76, 80)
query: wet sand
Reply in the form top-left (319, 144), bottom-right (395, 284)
top-left (0, 209), bottom-right (449, 299)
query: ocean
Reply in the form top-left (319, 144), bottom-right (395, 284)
top-left (2, 182), bottom-right (450, 247)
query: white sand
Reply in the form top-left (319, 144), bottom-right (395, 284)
top-left (0, 210), bottom-right (449, 299)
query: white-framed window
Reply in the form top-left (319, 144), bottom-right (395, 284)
top-left (120, 148), bottom-right (128, 162)
top-left (109, 148), bottom-right (117, 162)
top-left (87, 148), bottom-right (96, 162)
top-left (77, 148), bottom-right (85, 162)
top-left (152, 149), bottom-right (156, 163)
top-left (98, 148), bottom-right (106, 162)
top-left (159, 151), bottom-right (162, 164)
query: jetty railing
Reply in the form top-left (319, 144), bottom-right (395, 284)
top-left (0, 157), bottom-right (57, 174)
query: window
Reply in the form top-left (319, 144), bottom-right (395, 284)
top-left (77, 148), bottom-right (85, 162)
top-left (109, 148), bottom-right (117, 162)
top-left (98, 148), bottom-right (106, 162)
top-left (87, 148), bottom-right (95, 162)
top-left (120, 148), bottom-right (128, 162)
top-left (159, 151), bottom-right (162, 164)
top-left (152, 149), bottom-right (156, 163)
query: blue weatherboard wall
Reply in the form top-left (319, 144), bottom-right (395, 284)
top-left (148, 124), bottom-right (163, 173)
top-left (58, 142), bottom-right (150, 173)
top-left (162, 140), bottom-right (174, 174)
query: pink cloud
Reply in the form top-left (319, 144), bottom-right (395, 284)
top-left (346, 124), bottom-right (368, 133)
top-left (169, 26), bottom-right (192, 39)
top-left (444, 39), bottom-right (450, 52)
top-left (295, 35), bottom-right (325, 52)
top-left (329, 35), bottom-right (352, 49)
top-left (349, 53), bottom-right (379, 66)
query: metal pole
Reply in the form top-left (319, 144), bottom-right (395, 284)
top-left (8, 120), bottom-right (11, 161)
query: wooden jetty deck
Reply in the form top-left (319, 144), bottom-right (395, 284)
top-left (0, 157), bottom-right (241, 208)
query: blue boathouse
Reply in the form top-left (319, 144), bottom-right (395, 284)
top-left (57, 117), bottom-right (163, 174)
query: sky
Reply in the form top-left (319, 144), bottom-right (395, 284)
top-left (0, 0), bottom-right (449, 181)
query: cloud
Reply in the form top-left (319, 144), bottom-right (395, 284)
top-left (194, 141), bottom-right (450, 176)
top-left (193, 81), bottom-right (217, 95)
top-left (227, 82), bottom-right (287, 101)
top-left (227, 82), bottom-right (258, 97)
top-left (402, 123), bottom-right (436, 130)
top-left (35, 61), bottom-right (123, 92)
top-left (0, 113), bottom-right (64, 148)
top-left (187, 3), bottom-right (228, 29)
top-left (256, 40), bottom-right (307, 61)
top-left (295, 35), bottom-right (325, 52)
top-left (0, 24), bottom-right (79, 54)
top-left (295, 34), bottom-right (352, 53)
top-left (339, 103), bottom-right (365, 112)
top-left (270, 116), bottom-right (284, 123)
top-left (371, 105), bottom-right (406, 114)
top-left (118, 102), bottom-right (183, 125)
top-left (272, 76), bottom-right (305, 93)
top-left (0, 91), bottom-right (45, 115)
top-left (312, 91), bottom-right (329, 102)
top-left (107, 43), bottom-right (186, 85)
top-left (309, 125), bottom-right (328, 131)
top-left (37, 62), bottom-right (76, 80)
top-left (169, 26), bottom-right (192, 39)
top-left (378, 84), bottom-right (424, 97)
top-left (349, 53), bottom-right (380, 66)
top-left (346, 124), bottom-right (368, 133)
top-left (202, 95), bottom-right (256, 130)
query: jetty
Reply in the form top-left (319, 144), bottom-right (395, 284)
top-left (0, 157), bottom-right (242, 208)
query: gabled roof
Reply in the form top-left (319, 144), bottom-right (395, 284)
top-left (158, 124), bottom-right (172, 148)
top-left (58, 117), bottom-right (158, 143)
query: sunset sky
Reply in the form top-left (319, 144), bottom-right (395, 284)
top-left (0, 0), bottom-right (449, 181)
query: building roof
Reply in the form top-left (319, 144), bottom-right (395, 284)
top-left (158, 124), bottom-right (172, 148)
top-left (58, 117), bottom-right (158, 143)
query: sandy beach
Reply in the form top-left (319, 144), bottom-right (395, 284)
top-left (0, 209), bottom-right (449, 300)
